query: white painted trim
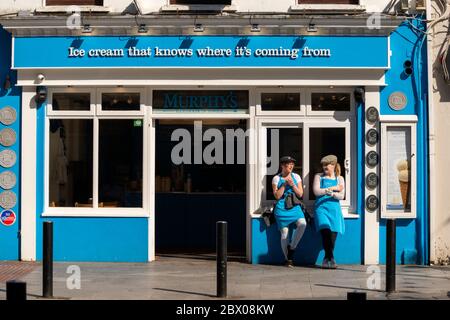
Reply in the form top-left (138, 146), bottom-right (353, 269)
top-left (380, 122), bottom-right (417, 219)
top-left (379, 115), bottom-right (418, 122)
top-left (20, 87), bottom-right (37, 261)
top-left (364, 86), bottom-right (380, 265)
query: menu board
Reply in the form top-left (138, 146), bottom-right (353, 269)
top-left (386, 127), bottom-right (411, 211)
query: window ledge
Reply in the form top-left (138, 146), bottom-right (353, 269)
top-left (36, 6), bottom-right (112, 13)
top-left (289, 4), bottom-right (366, 14)
top-left (160, 4), bottom-right (237, 13)
top-left (42, 208), bottom-right (149, 218)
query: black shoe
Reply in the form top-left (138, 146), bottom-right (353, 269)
top-left (285, 259), bottom-right (294, 268)
top-left (287, 245), bottom-right (295, 261)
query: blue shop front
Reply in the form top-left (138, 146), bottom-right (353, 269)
top-left (0, 19), bottom-right (429, 265)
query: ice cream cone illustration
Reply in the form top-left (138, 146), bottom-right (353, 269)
top-left (397, 160), bottom-right (410, 209)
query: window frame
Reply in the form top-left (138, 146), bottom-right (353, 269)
top-left (255, 87), bottom-right (358, 218)
top-left (96, 87), bottom-right (146, 116)
top-left (306, 87), bottom-right (355, 117)
top-left (43, 87), bottom-right (148, 217)
top-left (256, 88), bottom-right (306, 116)
top-left (47, 87), bottom-right (95, 116)
top-left (380, 120), bottom-right (417, 219)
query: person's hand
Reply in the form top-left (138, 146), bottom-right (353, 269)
top-left (325, 188), bottom-right (333, 195)
top-left (285, 176), bottom-right (295, 186)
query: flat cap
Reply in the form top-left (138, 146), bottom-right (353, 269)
top-left (280, 156), bottom-right (296, 164)
top-left (320, 154), bottom-right (338, 164)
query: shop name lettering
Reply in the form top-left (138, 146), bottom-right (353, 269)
top-left (163, 93), bottom-right (238, 109)
top-left (68, 46), bottom-right (332, 60)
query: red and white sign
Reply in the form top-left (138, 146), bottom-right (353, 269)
top-left (0, 209), bottom-right (16, 226)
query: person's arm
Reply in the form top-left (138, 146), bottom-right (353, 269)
top-left (272, 176), bottom-right (286, 200)
top-left (290, 173), bottom-right (303, 198)
top-left (313, 174), bottom-right (328, 196)
top-left (332, 176), bottom-right (346, 200)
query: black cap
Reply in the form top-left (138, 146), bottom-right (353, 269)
top-left (280, 156), bottom-right (296, 164)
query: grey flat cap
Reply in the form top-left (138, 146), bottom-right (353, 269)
top-left (320, 155), bottom-right (338, 164)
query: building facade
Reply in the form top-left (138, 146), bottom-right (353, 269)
top-left (428, 0), bottom-right (450, 265)
top-left (0, 0), bottom-right (432, 265)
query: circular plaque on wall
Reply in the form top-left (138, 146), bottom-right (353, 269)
top-left (0, 190), bottom-right (16, 209)
top-left (365, 172), bottom-right (379, 189)
top-left (0, 150), bottom-right (16, 168)
top-left (366, 195), bottom-right (379, 212)
top-left (0, 128), bottom-right (16, 147)
top-left (0, 106), bottom-right (17, 126)
top-left (366, 129), bottom-right (379, 146)
top-left (0, 171), bottom-right (16, 190)
top-left (388, 91), bottom-right (408, 111)
top-left (366, 107), bottom-right (379, 124)
top-left (366, 151), bottom-right (379, 167)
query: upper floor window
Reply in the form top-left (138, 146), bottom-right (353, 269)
top-left (170, 0), bottom-right (231, 4)
top-left (45, 0), bottom-right (103, 5)
top-left (298, 0), bottom-right (358, 3)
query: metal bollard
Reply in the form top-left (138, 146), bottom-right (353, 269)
top-left (43, 221), bottom-right (53, 298)
top-left (216, 221), bottom-right (227, 298)
top-left (6, 280), bottom-right (27, 301)
top-left (347, 291), bottom-right (367, 301)
top-left (386, 219), bottom-right (396, 293)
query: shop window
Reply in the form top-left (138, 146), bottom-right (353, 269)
top-left (99, 120), bottom-right (143, 207)
top-left (52, 93), bottom-right (90, 111)
top-left (261, 93), bottom-right (300, 111)
top-left (49, 119), bottom-right (93, 207)
top-left (308, 127), bottom-right (346, 200)
top-left (298, 0), bottom-right (358, 4)
top-left (101, 93), bottom-right (140, 111)
top-left (311, 92), bottom-right (351, 111)
top-left (170, 0), bottom-right (231, 4)
top-left (47, 90), bottom-right (144, 211)
top-left (266, 127), bottom-right (303, 201)
top-left (45, 0), bottom-right (103, 5)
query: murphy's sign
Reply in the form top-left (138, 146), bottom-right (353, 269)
top-left (12, 36), bottom-right (389, 69)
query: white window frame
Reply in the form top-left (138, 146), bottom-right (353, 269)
top-left (306, 87), bottom-right (355, 117)
top-left (43, 87), bottom-right (149, 217)
top-left (255, 88), bottom-right (306, 116)
top-left (96, 87), bottom-right (146, 116)
top-left (380, 120), bottom-right (417, 219)
top-left (255, 87), bottom-right (358, 219)
top-left (47, 87), bottom-right (95, 117)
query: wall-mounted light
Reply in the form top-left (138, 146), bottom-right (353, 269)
top-left (354, 87), bottom-right (365, 104)
top-left (403, 60), bottom-right (413, 76)
top-left (82, 24), bottom-right (92, 33)
top-left (194, 24), bottom-right (204, 32)
top-left (250, 24), bottom-right (261, 32)
top-left (138, 24), bottom-right (148, 34)
top-left (35, 86), bottom-right (47, 104)
top-left (307, 23), bottom-right (317, 32)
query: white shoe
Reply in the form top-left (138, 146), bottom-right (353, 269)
top-left (322, 258), bottom-right (329, 268)
top-left (329, 258), bottom-right (338, 269)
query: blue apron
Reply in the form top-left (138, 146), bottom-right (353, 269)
top-left (314, 176), bottom-right (345, 234)
top-left (274, 173), bottom-right (305, 230)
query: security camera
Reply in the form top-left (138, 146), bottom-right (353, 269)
top-left (36, 74), bottom-right (45, 82)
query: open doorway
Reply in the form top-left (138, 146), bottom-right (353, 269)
top-left (154, 119), bottom-right (247, 259)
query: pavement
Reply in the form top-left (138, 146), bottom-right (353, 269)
top-left (0, 255), bottom-right (449, 300)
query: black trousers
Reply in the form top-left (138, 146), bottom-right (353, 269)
top-left (320, 229), bottom-right (338, 260)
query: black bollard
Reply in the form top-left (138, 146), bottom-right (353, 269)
top-left (347, 291), bottom-right (367, 301)
top-left (386, 219), bottom-right (396, 293)
top-left (216, 221), bottom-right (227, 298)
top-left (6, 280), bottom-right (27, 301)
top-left (43, 221), bottom-right (53, 298)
